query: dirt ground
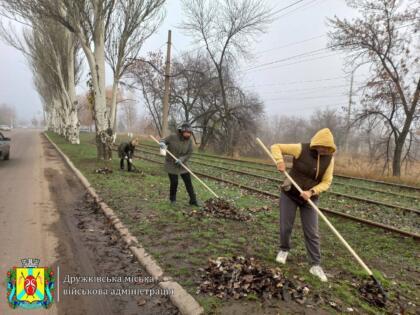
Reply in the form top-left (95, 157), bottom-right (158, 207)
top-left (0, 129), bottom-right (178, 315)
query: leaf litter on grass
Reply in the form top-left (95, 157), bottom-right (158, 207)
top-left (357, 278), bottom-right (387, 307)
top-left (186, 198), bottom-right (252, 221)
top-left (198, 256), bottom-right (311, 302)
top-left (197, 256), bottom-right (404, 313)
top-left (184, 198), bottom-right (270, 221)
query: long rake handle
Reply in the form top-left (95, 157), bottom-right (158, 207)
top-left (150, 135), bottom-right (219, 198)
top-left (256, 138), bottom-right (373, 276)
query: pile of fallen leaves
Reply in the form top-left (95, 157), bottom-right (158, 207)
top-left (358, 278), bottom-right (387, 307)
top-left (94, 167), bottom-right (113, 175)
top-left (188, 198), bottom-right (252, 221)
top-left (198, 256), bottom-right (310, 302)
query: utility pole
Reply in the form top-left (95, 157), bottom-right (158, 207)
top-left (345, 71), bottom-right (354, 152)
top-left (162, 30), bottom-right (172, 138)
top-left (347, 71), bottom-right (354, 128)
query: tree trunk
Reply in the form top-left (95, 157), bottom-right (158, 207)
top-left (65, 37), bottom-right (80, 144)
top-left (216, 67), bottom-right (237, 156)
top-left (392, 139), bottom-right (403, 177)
top-left (110, 78), bottom-right (119, 131)
top-left (392, 129), bottom-right (409, 177)
top-left (81, 22), bottom-right (108, 159)
top-left (199, 126), bottom-right (209, 151)
top-left (66, 107), bottom-right (80, 144)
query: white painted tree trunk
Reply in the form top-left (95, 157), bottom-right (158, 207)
top-left (80, 20), bottom-right (109, 159)
top-left (93, 32), bottom-right (108, 133)
top-left (110, 78), bottom-right (119, 131)
top-left (58, 94), bottom-right (68, 137)
top-left (52, 99), bottom-right (64, 136)
top-left (54, 51), bottom-right (79, 144)
top-left (65, 37), bottom-right (80, 144)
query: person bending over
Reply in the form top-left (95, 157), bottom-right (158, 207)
top-left (118, 138), bottom-right (138, 172)
top-left (271, 128), bottom-right (336, 282)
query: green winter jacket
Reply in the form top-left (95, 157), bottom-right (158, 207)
top-left (161, 133), bottom-right (193, 175)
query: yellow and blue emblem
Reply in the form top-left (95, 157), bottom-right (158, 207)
top-left (6, 258), bottom-right (55, 309)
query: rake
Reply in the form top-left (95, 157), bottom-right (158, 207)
top-left (256, 137), bottom-right (387, 302)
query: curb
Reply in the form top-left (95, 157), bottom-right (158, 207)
top-left (43, 133), bottom-right (204, 315)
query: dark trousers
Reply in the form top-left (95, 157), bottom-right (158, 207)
top-left (120, 158), bottom-right (132, 171)
top-left (279, 191), bottom-right (321, 265)
top-left (168, 173), bottom-right (196, 203)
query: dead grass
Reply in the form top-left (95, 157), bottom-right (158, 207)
top-left (333, 152), bottom-right (420, 186)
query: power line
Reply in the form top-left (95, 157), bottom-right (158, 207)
top-left (246, 83), bottom-right (350, 93)
top-left (254, 34), bottom-right (326, 55)
top-left (271, 0), bottom-right (307, 16)
top-left (261, 89), bottom-right (351, 98)
top-left (159, 2), bottom-right (415, 77)
top-left (241, 52), bottom-right (341, 73)
top-left (264, 93), bottom-right (347, 102)
top-left (242, 75), bottom-right (350, 88)
top-left (274, 0), bottom-right (322, 19)
top-left (241, 22), bottom-right (417, 74)
top-left (244, 46), bottom-right (333, 71)
top-left (271, 102), bottom-right (346, 112)
top-left (172, 1), bottom-right (319, 59)
top-left (243, 76), bottom-right (368, 89)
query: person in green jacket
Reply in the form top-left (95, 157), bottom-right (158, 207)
top-left (159, 123), bottom-right (198, 206)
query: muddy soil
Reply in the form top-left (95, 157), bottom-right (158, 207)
top-left (43, 139), bottom-right (179, 315)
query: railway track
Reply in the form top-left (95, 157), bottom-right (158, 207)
top-left (138, 143), bottom-right (420, 196)
top-left (130, 149), bottom-right (419, 240)
top-left (137, 146), bottom-right (420, 215)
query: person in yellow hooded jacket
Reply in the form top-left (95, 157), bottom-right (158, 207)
top-left (270, 128), bottom-right (336, 282)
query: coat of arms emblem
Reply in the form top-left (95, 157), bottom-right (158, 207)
top-left (6, 258), bottom-right (55, 309)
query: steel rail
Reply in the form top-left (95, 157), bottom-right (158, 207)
top-left (137, 147), bottom-right (420, 215)
top-left (133, 150), bottom-right (420, 240)
top-left (138, 143), bottom-right (420, 192)
top-left (140, 145), bottom-right (418, 199)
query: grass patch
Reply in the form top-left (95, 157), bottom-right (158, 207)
top-left (47, 132), bottom-right (420, 315)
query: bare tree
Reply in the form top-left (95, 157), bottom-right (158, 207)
top-left (170, 52), bottom-right (218, 124)
top-left (106, 0), bottom-right (166, 131)
top-left (309, 107), bottom-right (347, 148)
top-left (180, 0), bottom-right (273, 155)
top-left (1, 0), bottom-right (166, 156)
top-left (127, 51), bottom-right (166, 136)
top-left (29, 21), bottom-right (80, 142)
top-left (77, 92), bottom-right (94, 130)
top-left (119, 98), bottom-right (138, 132)
top-left (1, 0), bottom-right (111, 148)
top-left (2, 18), bottom-right (80, 142)
top-left (328, 0), bottom-right (420, 176)
top-left (1, 7), bottom-right (81, 142)
top-left (1, 0), bottom-right (113, 152)
top-left (192, 84), bottom-right (221, 151)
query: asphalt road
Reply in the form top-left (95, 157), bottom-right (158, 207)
top-left (0, 129), bottom-right (177, 315)
top-left (0, 129), bottom-right (62, 314)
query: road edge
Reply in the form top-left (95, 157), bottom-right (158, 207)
top-left (43, 132), bottom-right (204, 315)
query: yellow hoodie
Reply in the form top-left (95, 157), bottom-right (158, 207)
top-left (270, 128), bottom-right (336, 195)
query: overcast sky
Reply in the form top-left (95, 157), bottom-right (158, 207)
top-left (0, 0), bottom-right (365, 123)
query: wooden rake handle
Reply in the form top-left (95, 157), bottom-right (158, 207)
top-left (256, 137), bottom-right (374, 277)
top-left (150, 135), bottom-right (219, 198)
